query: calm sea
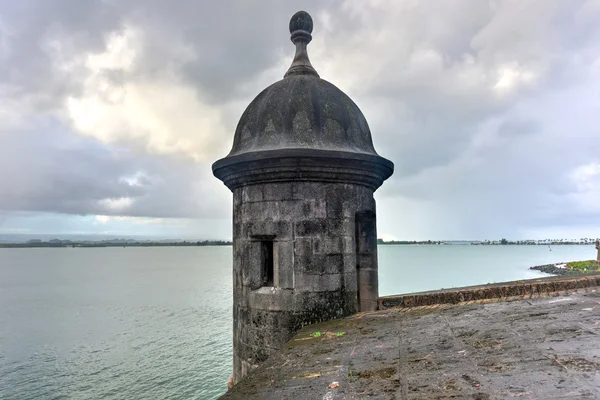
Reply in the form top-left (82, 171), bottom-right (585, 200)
top-left (0, 245), bottom-right (593, 399)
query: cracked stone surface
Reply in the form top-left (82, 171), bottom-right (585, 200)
top-left (222, 288), bottom-right (600, 399)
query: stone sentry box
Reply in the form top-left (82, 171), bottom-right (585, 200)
top-left (213, 11), bottom-right (393, 384)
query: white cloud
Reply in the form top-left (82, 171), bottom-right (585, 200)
top-left (568, 162), bottom-right (600, 213)
top-left (493, 64), bottom-right (536, 92)
top-left (94, 215), bottom-right (175, 225)
top-left (94, 215), bottom-right (110, 224)
top-left (61, 26), bottom-right (230, 162)
top-left (98, 197), bottom-right (134, 212)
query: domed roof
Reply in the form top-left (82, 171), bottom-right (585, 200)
top-left (227, 11), bottom-right (377, 157)
top-left (213, 11), bottom-right (393, 190)
top-left (228, 75), bottom-right (378, 156)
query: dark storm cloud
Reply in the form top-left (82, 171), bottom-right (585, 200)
top-left (0, 0), bottom-right (332, 105)
top-left (0, 122), bottom-right (229, 218)
top-left (0, 126), bottom-right (138, 214)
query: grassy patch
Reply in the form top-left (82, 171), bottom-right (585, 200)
top-left (566, 260), bottom-right (599, 272)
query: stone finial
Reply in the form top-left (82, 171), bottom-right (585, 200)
top-left (289, 10), bottom-right (313, 42)
top-left (284, 11), bottom-right (320, 78)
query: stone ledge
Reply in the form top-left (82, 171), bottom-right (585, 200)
top-left (212, 149), bottom-right (393, 191)
top-left (378, 274), bottom-right (600, 309)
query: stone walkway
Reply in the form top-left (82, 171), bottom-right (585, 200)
top-left (222, 288), bottom-right (600, 399)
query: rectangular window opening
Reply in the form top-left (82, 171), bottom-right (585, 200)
top-left (261, 240), bottom-right (274, 287)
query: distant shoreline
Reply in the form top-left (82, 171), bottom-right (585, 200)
top-left (377, 239), bottom-right (593, 246)
top-left (0, 240), bottom-right (593, 248)
top-left (0, 241), bottom-right (232, 248)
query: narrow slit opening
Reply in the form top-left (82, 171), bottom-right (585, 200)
top-left (261, 240), bottom-right (274, 287)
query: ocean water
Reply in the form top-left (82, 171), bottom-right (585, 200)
top-left (0, 244), bottom-right (593, 399)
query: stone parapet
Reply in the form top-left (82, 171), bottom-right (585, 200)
top-left (378, 274), bottom-right (600, 309)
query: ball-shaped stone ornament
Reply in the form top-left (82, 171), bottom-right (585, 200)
top-left (289, 11), bottom-right (313, 34)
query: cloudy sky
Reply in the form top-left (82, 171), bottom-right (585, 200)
top-left (0, 0), bottom-right (599, 241)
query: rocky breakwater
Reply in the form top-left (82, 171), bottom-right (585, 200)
top-left (531, 260), bottom-right (599, 276)
top-left (530, 262), bottom-right (570, 275)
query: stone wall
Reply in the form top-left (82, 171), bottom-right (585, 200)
top-left (355, 210), bottom-right (378, 311)
top-left (378, 275), bottom-right (600, 309)
top-left (231, 181), bottom-right (377, 383)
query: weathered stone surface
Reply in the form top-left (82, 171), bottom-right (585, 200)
top-left (226, 74), bottom-right (380, 157)
top-left (245, 220), bottom-right (293, 240)
top-left (226, 180), bottom-right (384, 383)
top-left (222, 279), bottom-right (600, 399)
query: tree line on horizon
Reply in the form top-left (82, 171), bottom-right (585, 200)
top-left (376, 238), bottom-right (595, 245)
top-left (0, 239), bottom-right (233, 248)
